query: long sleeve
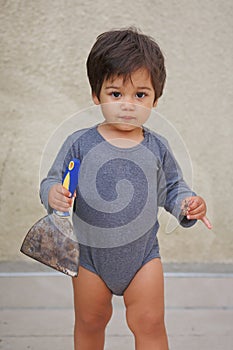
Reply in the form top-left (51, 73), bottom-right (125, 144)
top-left (40, 135), bottom-right (76, 213)
top-left (157, 139), bottom-right (196, 228)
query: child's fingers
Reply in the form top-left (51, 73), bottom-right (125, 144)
top-left (54, 187), bottom-right (72, 202)
top-left (51, 194), bottom-right (72, 210)
top-left (187, 202), bottom-right (205, 215)
top-left (54, 200), bottom-right (71, 212)
top-left (187, 213), bottom-right (212, 229)
top-left (201, 216), bottom-right (212, 230)
top-left (187, 210), bottom-right (206, 220)
top-left (181, 196), bottom-right (201, 212)
top-left (183, 196), bottom-right (212, 230)
top-left (49, 184), bottom-right (72, 211)
top-left (188, 197), bottom-right (204, 210)
top-left (57, 185), bottom-right (71, 198)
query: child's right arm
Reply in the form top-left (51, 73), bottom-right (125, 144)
top-left (40, 133), bottom-right (79, 214)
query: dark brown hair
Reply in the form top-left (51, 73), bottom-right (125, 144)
top-left (86, 27), bottom-right (166, 101)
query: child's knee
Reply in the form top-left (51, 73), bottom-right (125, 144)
top-left (126, 307), bottom-right (165, 336)
top-left (75, 305), bottom-right (112, 333)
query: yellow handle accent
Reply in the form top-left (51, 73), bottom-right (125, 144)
top-left (62, 172), bottom-right (70, 190)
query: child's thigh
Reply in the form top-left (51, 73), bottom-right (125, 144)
top-left (123, 258), bottom-right (165, 322)
top-left (72, 266), bottom-right (113, 319)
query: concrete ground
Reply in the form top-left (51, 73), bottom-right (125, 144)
top-left (0, 263), bottom-right (232, 350)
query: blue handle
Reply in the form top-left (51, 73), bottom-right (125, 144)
top-left (62, 158), bottom-right (81, 195)
top-left (55, 158), bottom-right (80, 217)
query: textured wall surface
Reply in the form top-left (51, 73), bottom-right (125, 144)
top-left (0, 0), bottom-right (232, 263)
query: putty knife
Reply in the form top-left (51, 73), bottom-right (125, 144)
top-left (20, 158), bottom-right (81, 277)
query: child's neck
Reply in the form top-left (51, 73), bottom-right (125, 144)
top-left (97, 123), bottom-right (144, 148)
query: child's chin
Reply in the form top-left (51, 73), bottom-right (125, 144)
top-left (112, 122), bottom-right (141, 131)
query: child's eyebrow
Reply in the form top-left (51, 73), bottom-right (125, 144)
top-left (105, 85), bottom-right (153, 91)
top-left (136, 86), bottom-right (153, 91)
top-left (105, 85), bottom-right (121, 90)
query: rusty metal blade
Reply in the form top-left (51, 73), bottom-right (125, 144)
top-left (20, 213), bottom-right (79, 277)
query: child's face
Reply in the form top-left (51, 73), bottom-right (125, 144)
top-left (93, 68), bottom-right (157, 131)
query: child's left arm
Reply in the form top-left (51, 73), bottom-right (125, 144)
top-left (182, 196), bottom-right (212, 229)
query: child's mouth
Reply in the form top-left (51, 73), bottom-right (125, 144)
top-left (118, 116), bottom-right (136, 121)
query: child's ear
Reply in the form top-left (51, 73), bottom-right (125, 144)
top-left (153, 99), bottom-right (158, 108)
top-left (92, 93), bottom-right (100, 105)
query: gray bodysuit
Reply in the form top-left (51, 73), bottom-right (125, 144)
top-left (40, 125), bottom-right (196, 295)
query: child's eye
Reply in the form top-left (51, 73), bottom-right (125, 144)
top-left (111, 91), bottom-right (121, 98)
top-left (136, 92), bottom-right (146, 99)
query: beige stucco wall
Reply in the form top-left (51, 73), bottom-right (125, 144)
top-left (0, 0), bottom-right (232, 263)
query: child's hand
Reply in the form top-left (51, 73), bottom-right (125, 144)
top-left (181, 196), bottom-right (212, 229)
top-left (48, 183), bottom-right (73, 212)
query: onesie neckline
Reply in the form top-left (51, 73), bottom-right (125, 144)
top-left (94, 124), bottom-right (148, 152)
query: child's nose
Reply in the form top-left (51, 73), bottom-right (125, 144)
top-left (120, 98), bottom-right (135, 111)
